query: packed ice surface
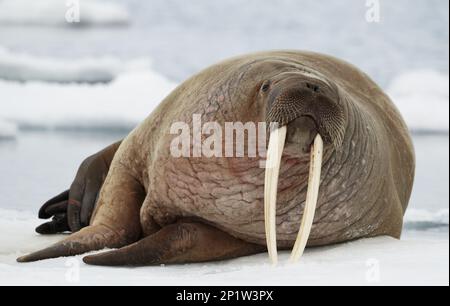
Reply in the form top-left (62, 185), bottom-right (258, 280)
top-left (0, 47), bottom-right (150, 83)
top-left (387, 70), bottom-right (449, 132)
top-left (0, 58), bottom-right (177, 131)
top-left (404, 209), bottom-right (449, 227)
top-left (0, 119), bottom-right (17, 139)
top-left (0, 209), bottom-right (447, 286)
top-left (0, 0), bottom-right (129, 27)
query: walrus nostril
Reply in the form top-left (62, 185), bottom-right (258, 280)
top-left (306, 83), bottom-right (319, 92)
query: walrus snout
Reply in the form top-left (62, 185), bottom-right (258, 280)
top-left (265, 76), bottom-right (345, 150)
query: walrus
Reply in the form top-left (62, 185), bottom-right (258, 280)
top-left (18, 51), bottom-right (415, 266)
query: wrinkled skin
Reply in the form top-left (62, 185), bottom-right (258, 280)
top-left (21, 51), bottom-right (415, 266)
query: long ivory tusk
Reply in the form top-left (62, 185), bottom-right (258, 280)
top-left (264, 126), bottom-right (287, 265)
top-left (290, 134), bottom-right (323, 263)
top-left (264, 125), bottom-right (287, 265)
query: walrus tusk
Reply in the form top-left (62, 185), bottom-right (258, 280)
top-left (290, 134), bottom-right (323, 263)
top-left (264, 125), bottom-right (287, 265)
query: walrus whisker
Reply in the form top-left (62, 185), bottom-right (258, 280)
top-left (264, 125), bottom-right (287, 265)
top-left (290, 134), bottom-right (323, 263)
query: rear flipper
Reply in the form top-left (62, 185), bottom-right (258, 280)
top-left (83, 222), bottom-right (265, 266)
top-left (18, 163), bottom-right (146, 263)
top-left (17, 225), bottom-right (128, 263)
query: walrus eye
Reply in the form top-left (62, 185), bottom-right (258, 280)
top-left (261, 81), bottom-right (271, 93)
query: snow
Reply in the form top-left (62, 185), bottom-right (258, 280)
top-left (0, 0), bottom-right (129, 27)
top-left (0, 119), bottom-right (17, 139)
top-left (0, 120), bottom-right (16, 139)
top-left (0, 209), bottom-right (448, 286)
top-left (0, 61), bottom-right (177, 132)
top-left (405, 209), bottom-right (449, 226)
top-left (388, 70), bottom-right (449, 133)
top-left (0, 47), bottom-right (147, 83)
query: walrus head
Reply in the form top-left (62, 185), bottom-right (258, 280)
top-left (258, 71), bottom-right (347, 264)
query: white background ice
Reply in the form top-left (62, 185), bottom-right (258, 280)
top-left (388, 71), bottom-right (449, 132)
top-left (0, 55), bottom-right (176, 131)
top-left (0, 47), bottom-right (149, 83)
top-left (0, 0), bottom-right (129, 26)
top-left (0, 119), bottom-right (17, 139)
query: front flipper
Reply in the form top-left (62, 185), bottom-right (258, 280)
top-left (83, 222), bottom-right (265, 266)
top-left (36, 141), bottom-right (122, 235)
top-left (18, 163), bottom-right (145, 263)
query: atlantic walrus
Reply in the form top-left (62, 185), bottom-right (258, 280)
top-left (18, 51), bottom-right (415, 266)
